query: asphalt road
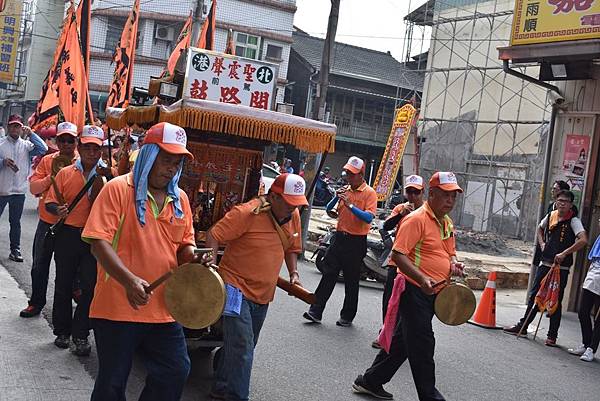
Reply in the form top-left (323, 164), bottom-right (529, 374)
top-left (1, 194), bottom-right (600, 401)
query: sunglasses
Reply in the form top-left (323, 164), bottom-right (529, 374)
top-left (57, 136), bottom-right (76, 144)
top-left (406, 188), bottom-right (422, 195)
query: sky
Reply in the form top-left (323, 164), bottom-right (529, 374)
top-left (293, 0), bottom-right (431, 62)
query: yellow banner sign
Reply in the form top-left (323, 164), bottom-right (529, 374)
top-left (511, 0), bottom-right (600, 46)
top-left (372, 104), bottom-right (417, 202)
top-left (0, 0), bottom-right (21, 83)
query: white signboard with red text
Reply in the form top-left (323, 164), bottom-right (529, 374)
top-left (183, 48), bottom-right (278, 110)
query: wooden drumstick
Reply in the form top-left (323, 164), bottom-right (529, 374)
top-left (50, 176), bottom-right (66, 205)
top-left (145, 249), bottom-right (216, 293)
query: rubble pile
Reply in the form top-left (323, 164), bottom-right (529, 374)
top-left (456, 229), bottom-right (526, 257)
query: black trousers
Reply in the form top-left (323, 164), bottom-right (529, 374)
top-left (52, 225), bottom-right (97, 339)
top-left (382, 266), bottom-right (397, 321)
top-left (364, 283), bottom-right (445, 401)
top-left (310, 231), bottom-right (367, 321)
top-left (518, 264), bottom-right (569, 339)
top-left (29, 220), bottom-right (54, 309)
top-left (578, 289), bottom-right (600, 353)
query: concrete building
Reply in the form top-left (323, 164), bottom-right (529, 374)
top-left (89, 0), bottom-right (296, 115)
top-left (403, 0), bottom-right (552, 240)
top-left (287, 29), bottom-right (424, 180)
top-left (499, 0), bottom-right (600, 310)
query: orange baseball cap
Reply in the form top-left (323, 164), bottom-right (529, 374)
top-left (144, 122), bottom-right (194, 159)
top-left (404, 174), bottom-right (424, 190)
top-left (80, 125), bottom-right (104, 146)
top-left (343, 156), bottom-right (365, 175)
top-left (429, 172), bottom-right (463, 193)
top-left (269, 173), bottom-right (309, 207)
top-left (57, 122), bottom-right (78, 137)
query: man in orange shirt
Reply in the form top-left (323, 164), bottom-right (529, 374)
top-left (206, 173), bottom-right (307, 401)
top-left (304, 156), bottom-right (378, 326)
top-left (83, 122), bottom-right (196, 401)
top-left (352, 172), bottom-right (464, 401)
top-left (19, 122), bottom-right (78, 318)
top-left (45, 124), bottom-right (106, 355)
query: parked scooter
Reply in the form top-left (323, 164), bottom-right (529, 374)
top-left (311, 226), bottom-right (389, 283)
top-left (313, 176), bottom-right (335, 206)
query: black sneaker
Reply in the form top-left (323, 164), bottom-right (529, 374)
top-left (336, 318), bottom-right (352, 327)
top-left (503, 325), bottom-right (524, 335)
top-left (72, 337), bottom-right (91, 356)
top-left (371, 338), bottom-right (382, 349)
top-left (54, 335), bottom-right (70, 349)
top-left (9, 249), bottom-right (23, 262)
top-left (352, 375), bottom-right (393, 399)
top-left (303, 310), bottom-right (322, 323)
top-left (19, 304), bottom-right (41, 318)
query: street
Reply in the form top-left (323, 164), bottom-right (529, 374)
top-left (1, 194), bottom-right (600, 401)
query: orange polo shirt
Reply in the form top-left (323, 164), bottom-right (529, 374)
top-left (392, 202), bottom-right (456, 291)
top-left (82, 174), bottom-right (195, 323)
top-left (210, 198), bottom-right (302, 304)
top-left (337, 182), bottom-right (378, 235)
top-left (45, 164), bottom-right (94, 228)
top-left (29, 153), bottom-right (76, 224)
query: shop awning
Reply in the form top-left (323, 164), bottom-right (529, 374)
top-left (106, 99), bottom-right (336, 153)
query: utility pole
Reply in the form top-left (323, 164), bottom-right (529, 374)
top-left (191, 0), bottom-right (205, 46)
top-left (311, 0), bottom-right (340, 121)
top-left (301, 0), bottom-right (340, 259)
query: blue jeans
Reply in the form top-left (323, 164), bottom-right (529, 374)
top-left (0, 194), bottom-right (25, 251)
top-left (90, 319), bottom-right (190, 401)
top-left (213, 297), bottom-right (269, 401)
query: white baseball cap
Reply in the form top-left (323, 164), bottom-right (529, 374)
top-left (404, 175), bottom-right (424, 190)
top-left (343, 156), bottom-right (365, 175)
top-left (269, 173), bottom-right (308, 206)
top-left (57, 122), bottom-right (78, 137)
top-left (81, 125), bottom-right (104, 146)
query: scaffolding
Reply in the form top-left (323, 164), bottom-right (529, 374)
top-left (399, 0), bottom-right (552, 241)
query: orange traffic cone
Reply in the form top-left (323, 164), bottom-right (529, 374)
top-left (468, 271), bottom-right (502, 329)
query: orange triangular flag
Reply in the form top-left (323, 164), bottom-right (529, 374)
top-left (197, 0), bottom-right (216, 50)
top-left (163, 12), bottom-right (193, 78)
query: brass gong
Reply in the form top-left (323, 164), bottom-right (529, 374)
top-left (164, 263), bottom-right (225, 329)
top-left (51, 155), bottom-right (72, 176)
top-left (434, 282), bottom-right (476, 326)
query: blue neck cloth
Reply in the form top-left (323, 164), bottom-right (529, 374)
top-left (589, 234), bottom-right (600, 261)
top-left (132, 144), bottom-right (184, 226)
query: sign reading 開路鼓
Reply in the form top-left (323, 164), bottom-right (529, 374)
top-left (0, 0), bottom-right (22, 84)
top-left (183, 48), bottom-right (278, 110)
top-left (511, 0), bottom-right (600, 45)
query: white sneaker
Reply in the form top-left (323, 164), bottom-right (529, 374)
top-left (580, 347), bottom-right (595, 362)
top-left (568, 344), bottom-right (587, 355)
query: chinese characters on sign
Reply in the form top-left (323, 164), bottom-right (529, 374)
top-left (184, 48), bottom-right (277, 110)
top-left (0, 0), bottom-right (22, 83)
top-left (511, 0), bottom-right (600, 45)
top-left (372, 104), bottom-right (418, 201)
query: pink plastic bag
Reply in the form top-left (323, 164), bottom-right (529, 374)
top-left (377, 273), bottom-right (406, 353)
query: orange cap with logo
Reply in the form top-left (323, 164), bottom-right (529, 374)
top-left (343, 156), bottom-right (365, 175)
top-left (144, 122), bottom-right (194, 159)
top-left (269, 173), bottom-right (309, 207)
top-left (80, 125), bottom-right (104, 146)
top-left (429, 172), bottom-right (463, 193)
top-left (404, 174), bottom-right (424, 190)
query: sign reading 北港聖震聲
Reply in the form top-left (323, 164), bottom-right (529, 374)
top-left (511, 0), bottom-right (600, 46)
top-left (0, 0), bottom-right (22, 84)
top-left (183, 48), bottom-right (278, 110)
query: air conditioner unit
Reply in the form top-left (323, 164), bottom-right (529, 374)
top-left (154, 24), bottom-right (175, 41)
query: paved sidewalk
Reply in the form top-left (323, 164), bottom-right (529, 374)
top-left (0, 263), bottom-right (94, 401)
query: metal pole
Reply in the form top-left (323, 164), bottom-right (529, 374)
top-left (191, 0), bottom-right (205, 46)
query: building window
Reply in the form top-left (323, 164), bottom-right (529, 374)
top-left (105, 18), bottom-right (126, 53)
top-left (235, 32), bottom-right (260, 59)
top-left (265, 44), bottom-right (282, 61)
